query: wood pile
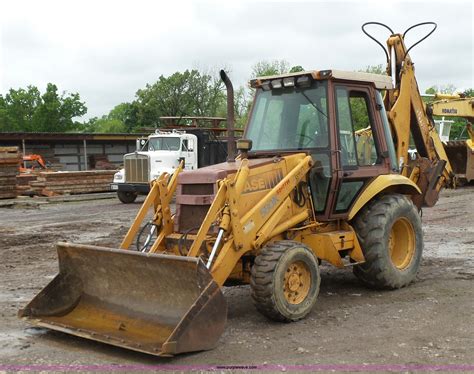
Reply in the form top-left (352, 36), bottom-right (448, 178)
top-left (0, 147), bottom-right (21, 199)
top-left (28, 170), bottom-right (116, 196)
top-left (89, 155), bottom-right (116, 170)
top-left (16, 174), bottom-right (39, 196)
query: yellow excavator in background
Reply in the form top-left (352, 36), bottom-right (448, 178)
top-left (425, 95), bottom-right (474, 183)
top-left (20, 22), bottom-right (454, 357)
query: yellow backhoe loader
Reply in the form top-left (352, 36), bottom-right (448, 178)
top-left (425, 95), bottom-right (474, 183)
top-left (20, 22), bottom-right (454, 356)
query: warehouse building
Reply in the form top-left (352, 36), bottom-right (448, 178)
top-left (0, 132), bottom-right (146, 171)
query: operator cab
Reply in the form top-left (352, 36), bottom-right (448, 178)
top-left (245, 69), bottom-right (396, 221)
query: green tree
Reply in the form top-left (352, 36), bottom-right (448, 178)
top-left (289, 65), bottom-right (305, 73)
top-left (0, 84), bottom-right (86, 132)
top-left (239, 61), bottom-right (305, 128)
top-left (133, 70), bottom-right (225, 128)
top-left (251, 60), bottom-right (291, 77)
top-left (425, 84), bottom-right (458, 95)
top-left (425, 86), bottom-right (436, 95)
top-left (187, 71), bottom-right (225, 117)
top-left (85, 116), bottom-right (127, 133)
top-left (81, 102), bottom-right (137, 133)
top-left (108, 102), bottom-right (139, 132)
top-left (360, 64), bottom-right (386, 75)
top-left (108, 102), bottom-right (131, 122)
top-left (0, 86), bottom-right (41, 131)
top-left (344, 65), bottom-right (389, 131)
top-left (233, 86), bottom-right (253, 129)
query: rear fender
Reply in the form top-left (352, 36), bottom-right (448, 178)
top-left (348, 175), bottom-right (421, 220)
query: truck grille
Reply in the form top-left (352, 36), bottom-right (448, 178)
top-left (124, 154), bottom-right (149, 183)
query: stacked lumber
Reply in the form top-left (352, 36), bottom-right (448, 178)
top-left (0, 147), bottom-right (21, 199)
top-left (29, 170), bottom-right (116, 196)
top-left (16, 174), bottom-right (39, 196)
top-left (89, 155), bottom-right (116, 170)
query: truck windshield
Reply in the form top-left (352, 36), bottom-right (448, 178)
top-left (246, 81), bottom-right (329, 151)
top-left (148, 137), bottom-right (180, 151)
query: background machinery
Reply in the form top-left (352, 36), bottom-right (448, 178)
top-left (20, 22), bottom-right (454, 356)
top-left (112, 117), bottom-right (232, 203)
top-left (425, 96), bottom-right (474, 183)
top-left (19, 154), bottom-right (49, 173)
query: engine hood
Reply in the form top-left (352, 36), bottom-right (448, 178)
top-left (149, 151), bottom-right (181, 169)
top-left (178, 158), bottom-right (276, 184)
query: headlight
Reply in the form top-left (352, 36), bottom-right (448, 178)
top-left (114, 173), bottom-right (123, 180)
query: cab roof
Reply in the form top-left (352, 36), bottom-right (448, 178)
top-left (250, 69), bottom-right (393, 90)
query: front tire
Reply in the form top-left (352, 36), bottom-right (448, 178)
top-left (250, 241), bottom-right (320, 322)
top-left (117, 191), bottom-right (137, 204)
top-left (353, 194), bottom-right (423, 289)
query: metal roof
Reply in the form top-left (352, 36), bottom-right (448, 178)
top-left (0, 132), bottom-right (147, 141)
top-left (254, 69), bottom-right (393, 90)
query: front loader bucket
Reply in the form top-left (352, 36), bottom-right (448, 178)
top-left (19, 242), bottom-right (227, 356)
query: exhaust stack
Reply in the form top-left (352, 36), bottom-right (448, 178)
top-left (220, 69), bottom-right (236, 162)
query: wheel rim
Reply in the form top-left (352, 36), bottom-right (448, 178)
top-left (388, 217), bottom-right (415, 270)
top-left (283, 261), bottom-right (311, 304)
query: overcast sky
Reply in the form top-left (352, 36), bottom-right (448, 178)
top-left (0, 0), bottom-right (472, 120)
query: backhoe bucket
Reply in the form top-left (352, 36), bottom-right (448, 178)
top-left (19, 242), bottom-right (227, 356)
top-left (444, 140), bottom-right (474, 182)
top-left (444, 140), bottom-right (467, 176)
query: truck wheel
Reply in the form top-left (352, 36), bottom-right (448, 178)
top-left (353, 194), bottom-right (423, 289)
top-left (117, 191), bottom-right (137, 204)
top-left (250, 241), bottom-right (320, 322)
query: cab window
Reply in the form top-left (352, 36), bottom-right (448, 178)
top-left (246, 81), bottom-right (329, 151)
top-left (335, 88), bottom-right (379, 168)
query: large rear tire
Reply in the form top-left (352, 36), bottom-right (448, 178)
top-left (250, 241), bottom-right (320, 322)
top-left (117, 191), bottom-right (138, 204)
top-left (353, 194), bottom-right (423, 289)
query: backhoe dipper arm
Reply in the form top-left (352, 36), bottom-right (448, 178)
top-left (380, 25), bottom-right (454, 200)
top-left (386, 34), bottom-right (449, 166)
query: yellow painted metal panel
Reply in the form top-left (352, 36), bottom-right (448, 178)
top-left (348, 175), bottom-right (421, 220)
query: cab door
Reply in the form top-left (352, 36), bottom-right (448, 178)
top-left (329, 83), bottom-right (391, 219)
top-left (181, 135), bottom-right (197, 170)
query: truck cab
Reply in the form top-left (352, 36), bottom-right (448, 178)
top-left (111, 130), bottom-right (198, 203)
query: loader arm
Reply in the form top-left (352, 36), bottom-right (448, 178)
top-left (120, 160), bottom-right (183, 252)
top-left (186, 155), bottom-right (313, 286)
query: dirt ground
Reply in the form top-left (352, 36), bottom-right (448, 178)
top-left (0, 188), bottom-right (473, 369)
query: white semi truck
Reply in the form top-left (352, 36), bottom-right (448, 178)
top-left (111, 128), bottom-right (228, 203)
